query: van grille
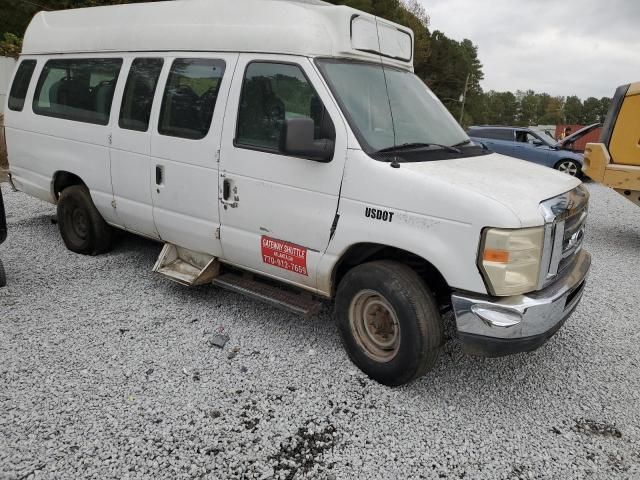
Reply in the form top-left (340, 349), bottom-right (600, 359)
top-left (557, 205), bottom-right (587, 275)
top-left (538, 186), bottom-right (589, 288)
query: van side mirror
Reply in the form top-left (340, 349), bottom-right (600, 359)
top-left (282, 118), bottom-right (334, 162)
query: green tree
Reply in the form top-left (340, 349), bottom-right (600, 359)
top-left (563, 95), bottom-right (583, 124)
top-left (484, 91), bottom-right (518, 125)
top-left (401, 0), bottom-right (429, 27)
top-left (484, 91), bottom-right (503, 124)
top-left (517, 90), bottom-right (539, 126)
top-left (539, 96), bottom-right (564, 124)
top-left (422, 32), bottom-right (484, 124)
top-left (581, 97), bottom-right (601, 124)
top-left (0, 32), bottom-right (22, 58)
top-left (535, 93), bottom-right (552, 123)
top-left (422, 31), bottom-right (464, 110)
top-left (598, 97), bottom-right (611, 123)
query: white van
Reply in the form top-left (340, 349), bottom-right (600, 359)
top-left (4, 0), bottom-right (590, 386)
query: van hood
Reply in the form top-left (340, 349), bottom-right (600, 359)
top-left (400, 152), bottom-right (581, 227)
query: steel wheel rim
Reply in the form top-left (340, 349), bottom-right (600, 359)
top-left (349, 289), bottom-right (400, 363)
top-left (558, 161), bottom-right (578, 176)
top-left (71, 208), bottom-right (89, 239)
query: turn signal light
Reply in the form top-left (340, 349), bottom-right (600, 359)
top-left (483, 249), bottom-right (510, 263)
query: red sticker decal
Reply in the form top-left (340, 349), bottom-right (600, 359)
top-left (261, 236), bottom-right (308, 276)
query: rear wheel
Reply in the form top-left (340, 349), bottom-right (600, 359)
top-left (555, 159), bottom-right (582, 177)
top-left (57, 185), bottom-right (113, 255)
top-left (335, 260), bottom-right (443, 386)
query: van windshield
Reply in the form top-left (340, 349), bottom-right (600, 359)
top-left (316, 59), bottom-right (469, 154)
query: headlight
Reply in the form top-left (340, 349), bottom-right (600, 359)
top-left (478, 227), bottom-right (544, 296)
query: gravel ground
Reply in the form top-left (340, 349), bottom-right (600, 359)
top-left (0, 180), bottom-right (639, 480)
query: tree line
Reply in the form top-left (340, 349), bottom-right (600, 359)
top-left (469, 90), bottom-right (611, 127)
top-left (1, 0), bottom-right (609, 127)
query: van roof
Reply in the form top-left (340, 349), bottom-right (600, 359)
top-left (22, 0), bottom-right (414, 70)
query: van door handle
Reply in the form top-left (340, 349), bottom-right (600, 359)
top-left (155, 165), bottom-right (163, 185)
top-left (222, 178), bottom-right (230, 200)
top-left (221, 178), bottom-right (238, 208)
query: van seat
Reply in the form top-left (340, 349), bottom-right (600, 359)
top-left (54, 77), bottom-right (92, 116)
top-left (238, 76), bottom-right (285, 146)
top-left (94, 80), bottom-right (116, 121)
top-left (122, 77), bottom-right (155, 129)
top-left (198, 86), bottom-right (219, 134)
top-left (164, 85), bottom-right (200, 135)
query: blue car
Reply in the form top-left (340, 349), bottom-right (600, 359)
top-left (467, 123), bottom-right (601, 177)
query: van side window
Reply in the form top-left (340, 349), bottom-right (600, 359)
top-left (8, 59), bottom-right (37, 112)
top-left (236, 62), bottom-right (335, 152)
top-left (33, 58), bottom-right (122, 125)
top-left (158, 58), bottom-right (226, 140)
top-left (119, 58), bottom-right (164, 132)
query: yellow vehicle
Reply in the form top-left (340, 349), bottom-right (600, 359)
top-left (584, 82), bottom-right (640, 207)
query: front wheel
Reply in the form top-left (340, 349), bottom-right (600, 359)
top-left (335, 260), bottom-right (443, 386)
top-left (555, 159), bottom-right (582, 177)
top-left (0, 259), bottom-right (6, 287)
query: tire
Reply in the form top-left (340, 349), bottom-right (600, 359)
top-left (0, 259), bottom-right (6, 287)
top-left (335, 260), bottom-right (443, 386)
top-left (554, 159), bottom-right (582, 178)
top-left (57, 185), bottom-right (113, 255)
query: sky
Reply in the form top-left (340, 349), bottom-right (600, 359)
top-left (418, 0), bottom-right (640, 99)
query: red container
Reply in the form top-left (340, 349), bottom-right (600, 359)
top-left (555, 124), bottom-right (601, 152)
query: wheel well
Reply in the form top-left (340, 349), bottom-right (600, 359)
top-left (332, 243), bottom-right (451, 307)
top-left (52, 171), bottom-right (85, 200)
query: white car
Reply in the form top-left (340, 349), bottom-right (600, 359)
top-left (4, 0), bottom-right (590, 386)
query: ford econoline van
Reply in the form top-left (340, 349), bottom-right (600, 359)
top-left (4, 0), bottom-right (590, 386)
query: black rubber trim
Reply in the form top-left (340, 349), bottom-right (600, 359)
top-left (599, 84), bottom-right (629, 147)
top-left (0, 187), bottom-right (6, 245)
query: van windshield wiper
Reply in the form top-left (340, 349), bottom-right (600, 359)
top-left (376, 142), bottom-right (462, 154)
top-left (451, 139), bottom-right (471, 148)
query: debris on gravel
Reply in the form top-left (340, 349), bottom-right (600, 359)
top-left (208, 332), bottom-right (230, 349)
top-left (1, 181), bottom-right (639, 479)
top-left (573, 418), bottom-right (623, 438)
top-left (267, 420), bottom-right (339, 479)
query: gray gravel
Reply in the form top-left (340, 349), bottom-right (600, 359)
top-left (0, 180), bottom-right (639, 480)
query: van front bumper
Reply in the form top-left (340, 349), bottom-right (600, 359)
top-left (451, 250), bottom-right (591, 357)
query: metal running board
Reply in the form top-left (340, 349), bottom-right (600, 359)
top-left (153, 244), bottom-right (220, 286)
top-left (212, 272), bottom-right (322, 318)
